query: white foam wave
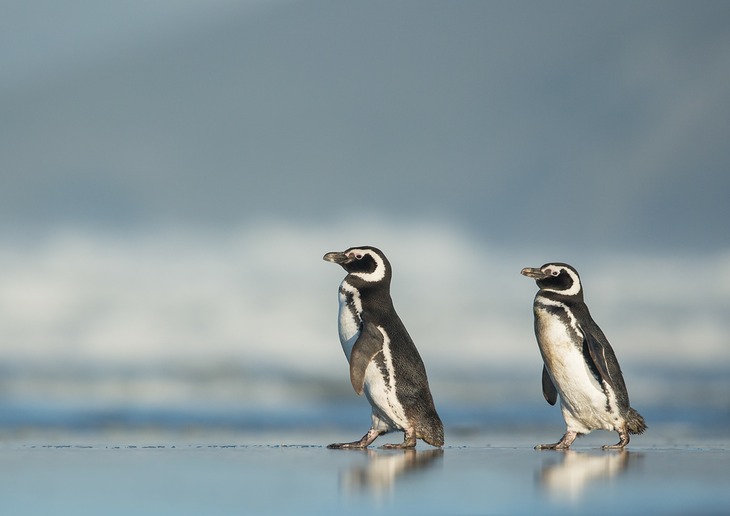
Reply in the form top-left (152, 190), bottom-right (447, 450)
top-left (0, 221), bottom-right (728, 378)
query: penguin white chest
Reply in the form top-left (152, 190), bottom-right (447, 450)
top-left (535, 305), bottom-right (619, 433)
top-left (337, 282), bottom-right (361, 361)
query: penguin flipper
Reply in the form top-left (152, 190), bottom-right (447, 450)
top-left (580, 323), bottom-right (617, 390)
top-left (541, 364), bottom-right (558, 405)
top-left (349, 315), bottom-right (384, 395)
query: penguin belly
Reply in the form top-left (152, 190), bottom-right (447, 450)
top-left (361, 337), bottom-right (410, 433)
top-left (536, 309), bottom-right (622, 434)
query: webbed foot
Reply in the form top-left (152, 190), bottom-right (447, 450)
top-left (379, 428), bottom-right (417, 449)
top-left (535, 430), bottom-right (577, 451)
top-left (602, 430), bottom-right (630, 450)
top-left (328, 428), bottom-right (383, 449)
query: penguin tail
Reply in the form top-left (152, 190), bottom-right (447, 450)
top-left (626, 407), bottom-right (647, 435)
top-left (418, 418), bottom-right (445, 448)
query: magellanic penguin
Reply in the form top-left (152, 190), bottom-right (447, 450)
top-left (521, 263), bottom-right (646, 450)
top-left (323, 246), bottom-right (444, 449)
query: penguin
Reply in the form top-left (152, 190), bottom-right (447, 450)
top-left (323, 246), bottom-right (444, 449)
top-left (521, 263), bottom-right (646, 450)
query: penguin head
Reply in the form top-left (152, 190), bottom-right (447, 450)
top-left (521, 263), bottom-right (583, 297)
top-left (323, 246), bottom-right (392, 284)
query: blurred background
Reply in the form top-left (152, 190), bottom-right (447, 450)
top-left (0, 0), bottom-right (728, 440)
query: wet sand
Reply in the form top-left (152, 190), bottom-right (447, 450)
top-left (1, 429), bottom-right (728, 515)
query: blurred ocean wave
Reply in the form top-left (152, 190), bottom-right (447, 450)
top-left (0, 361), bottom-right (727, 438)
top-left (0, 226), bottom-right (728, 438)
top-left (0, 226), bottom-right (728, 368)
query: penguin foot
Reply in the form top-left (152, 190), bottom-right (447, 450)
top-left (535, 431), bottom-right (577, 450)
top-left (534, 442), bottom-right (571, 451)
top-left (379, 428), bottom-right (417, 449)
top-left (602, 431), bottom-right (630, 450)
top-left (327, 428), bottom-right (384, 449)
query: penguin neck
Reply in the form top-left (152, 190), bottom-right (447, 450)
top-left (344, 275), bottom-right (391, 300)
top-left (342, 276), bottom-right (395, 325)
top-left (537, 288), bottom-right (584, 306)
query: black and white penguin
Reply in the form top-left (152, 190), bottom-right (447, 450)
top-left (323, 246), bottom-right (444, 449)
top-left (521, 263), bottom-right (646, 450)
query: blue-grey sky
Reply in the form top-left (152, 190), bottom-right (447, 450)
top-left (2, 1), bottom-right (729, 251)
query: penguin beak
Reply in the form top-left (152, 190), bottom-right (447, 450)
top-left (323, 251), bottom-right (351, 264)
top-left (521, 267), bottom-right (549, 280)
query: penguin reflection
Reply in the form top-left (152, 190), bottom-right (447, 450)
top-left (340, 449), bottom-right (444, 494)
top-left (539, 451), bottom-right (636, 501)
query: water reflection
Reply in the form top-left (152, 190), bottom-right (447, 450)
top-left (340, 449), bottom-right (444, 495)
top-left (538, 450), bottom-right (639, 501)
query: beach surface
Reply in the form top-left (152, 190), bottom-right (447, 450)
top-left (1, 362), bottom-right (727, 514)
top-left (2, 428), bottom-right (728, 515)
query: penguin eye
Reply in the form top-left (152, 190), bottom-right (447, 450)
top-left (355, 254), bottom-right (363, 260)
top-left (550, 269), bottom-right (559, 276)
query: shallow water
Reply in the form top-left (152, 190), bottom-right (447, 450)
top-left (1, 429), bottom-right (728, 515)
